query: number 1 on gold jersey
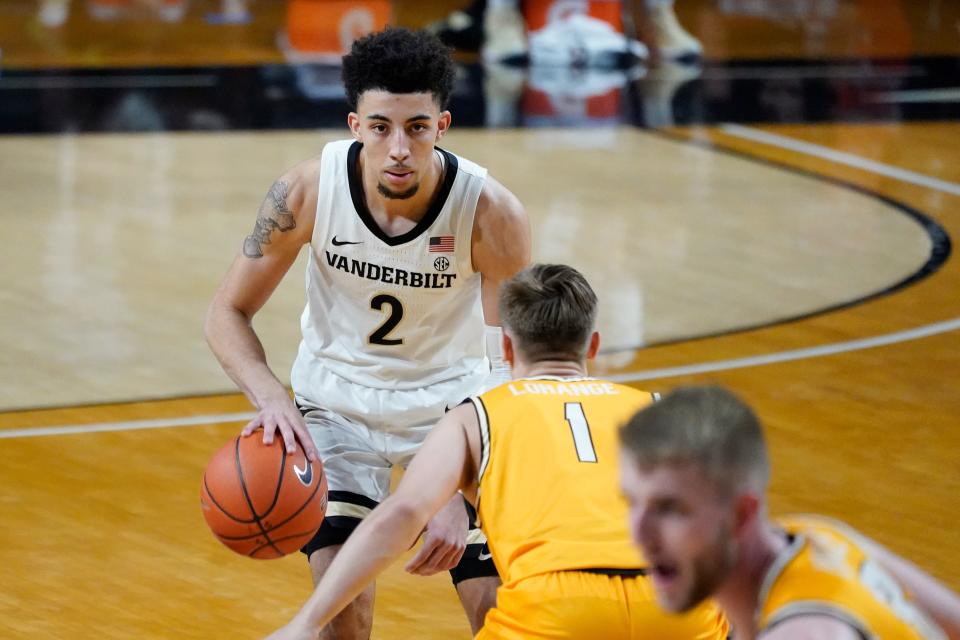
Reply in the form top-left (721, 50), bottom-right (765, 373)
top-left (564, 402), bottom-right (598, 463)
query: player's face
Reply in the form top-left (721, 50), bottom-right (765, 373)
top-left (350, 90), bottom-right (451, 200)
top-left (619, 454), bottom-right (738, 613)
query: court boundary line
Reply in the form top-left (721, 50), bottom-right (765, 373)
top-left (0, 412), bottom-right (255, 439)
top-left (3, 315), bottom-right (959, 438)
top-left (607, 316), bottom-right (960, 382)
top-left (0, 390), bottom-right (249, 415)
top-left (720, 124), bottom-right (960, 196)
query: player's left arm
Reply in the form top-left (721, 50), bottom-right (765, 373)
top-left (264, 407), bottom-right (477, 640)
top-left (473, 175), bottom-right (532, 325)
top-left (472, 175), bottom-right (532, 387)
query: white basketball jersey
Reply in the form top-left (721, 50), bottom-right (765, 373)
top-left (291, 139), bottom-right (488, 396)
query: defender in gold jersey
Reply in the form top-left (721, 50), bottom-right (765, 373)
top-left (620, 386), bottom-right (960, 640)
top-left (472, 378), bottom-right (725, 639)
top-left (265, 264), bottom-right (728, 639)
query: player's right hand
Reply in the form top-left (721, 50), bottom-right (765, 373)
top-left (241, 398), bottom-right (318, 462)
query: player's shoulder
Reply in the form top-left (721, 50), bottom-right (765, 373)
top-left (472, 382), bottom-right (510, 404)
top-left (471, 175), bottom-right (530, 276)
top-left (322, 138), bottom-right (355, 151)
top-left (267, 155), bottom-right (322, 223)
top-left (318, 138), bottom-right (356, 161)
top-left (476, 173), bottom-right (525, 224)
top-left (448, 399), bottom-right (483, 425)
top-left (301, 138), bottom-right (355, 187)
top-left (282, 153), bottom-right (323, 184)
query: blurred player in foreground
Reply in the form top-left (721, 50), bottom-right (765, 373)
top-left (620, 385), bottom-right (960, 639)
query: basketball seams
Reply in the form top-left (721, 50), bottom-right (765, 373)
top-left (211, 465), bottom-right (327, 541)
top-left (234, 436), bottom-right (285, 557)
top-left (244, 460), bottom-right (327, 557)
top-left (202, 473), bottom-right (260, 524)
top-left (248, 529), bottom-right (323, 558)
top-left (267, 436), bottom-right (287, 517)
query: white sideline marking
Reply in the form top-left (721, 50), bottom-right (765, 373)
top-left (0, 412), bottom-right (255, 440)
top-left (720, 123), bottom-right (960, 197)
top-left (607, 317), bottom-right (960, 383)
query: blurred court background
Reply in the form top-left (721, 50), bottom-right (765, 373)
top-left (1, 1), bottom-right (958, 638)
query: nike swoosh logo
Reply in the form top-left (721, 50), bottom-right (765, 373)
top-left (293, 461), bottom-right (314, 486)
top-left (332, 236), bottom-right (363, 246)
top-left (477, 551), bottom-right (493, 561)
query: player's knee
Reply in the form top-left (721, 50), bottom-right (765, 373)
top-left (317, 593), bottom-right (374, 640)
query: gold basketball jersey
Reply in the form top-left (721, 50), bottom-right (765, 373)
top-left (469, 376), bottom-right (655, 587)
top-left (759, 515), bottom-right (946, 639)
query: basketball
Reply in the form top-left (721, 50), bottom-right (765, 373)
top-left (200, 433), bottom-right (328, 559)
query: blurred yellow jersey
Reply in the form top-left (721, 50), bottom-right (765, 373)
top-left (470, 376), bottom-right (655, 586)
top-left (759, 515), bottom-right (946, 639)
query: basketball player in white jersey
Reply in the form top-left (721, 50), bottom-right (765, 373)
top-left (204, 28), bottom-right (531, 638)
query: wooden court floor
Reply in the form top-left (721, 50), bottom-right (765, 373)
top-left (2, 2), bottom-right (960, 639)
top-left (2, 122), bottom-right (958, 640)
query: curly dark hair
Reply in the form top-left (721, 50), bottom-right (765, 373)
top-left (341, 27), bottom-right (456, 111)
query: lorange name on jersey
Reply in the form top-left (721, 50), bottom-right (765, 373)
top-left (507, 381), bottom-right (622, 397)
top-left (325, 251), bottom-right (457, 289)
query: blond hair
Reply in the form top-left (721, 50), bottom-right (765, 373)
top-left (498, 264), bottom-right (597, 361)
top-left (620, 386), bottom-right (769, 495)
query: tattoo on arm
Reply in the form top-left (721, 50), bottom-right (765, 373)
top-left (243, 180), bottom-right (297, 258)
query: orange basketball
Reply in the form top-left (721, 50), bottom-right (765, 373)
top-left (200, 433), bottom-right (327, 559)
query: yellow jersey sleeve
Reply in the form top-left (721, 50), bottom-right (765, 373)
top-left (759, 515), bottom-right (946, 639)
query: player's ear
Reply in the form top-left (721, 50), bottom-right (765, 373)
top-left (347, 112), bottom-right (361, 140)
top-left (586, 331), bottom-right (601, 359)
top-left (502, 332), bottom-right (515, 367)
top-left (733, 492), bottom-right (760, 535)
top-left (436, 110), bottom-right (452, 140)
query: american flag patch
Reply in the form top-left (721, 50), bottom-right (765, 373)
top-left (429, 236), bottom-right (455, 253)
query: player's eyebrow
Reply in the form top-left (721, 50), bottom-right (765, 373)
top-left (366, 114), bottom-right (432, 123)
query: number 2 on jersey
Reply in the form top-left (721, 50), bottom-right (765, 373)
top-left (369, 294), bottom-right (403, 346)
top-left (565, 403), bottom-right (598, 463)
